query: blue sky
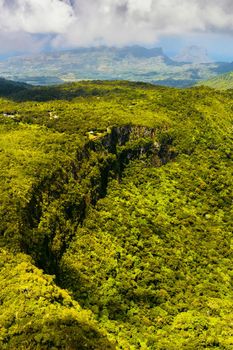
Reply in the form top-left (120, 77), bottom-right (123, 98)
top-left (0, 0), bottom-right (233, 62)
top-left (159, 34), bottom-right (233, 62)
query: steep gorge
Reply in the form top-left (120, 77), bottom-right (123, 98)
top-left (17, 125), bottom-right (175, 278)
top-left (1, 80), bottom-right (233, 349)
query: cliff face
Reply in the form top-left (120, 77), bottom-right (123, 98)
top-left (18, 125), bottom-right (174, 275)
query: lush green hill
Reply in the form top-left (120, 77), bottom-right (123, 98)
top-left (198, 72), bottom-right (233, 89)
top-left (0, 77), bottom-right (29, 95)
top-left (0, 80), bottom-right (232, 349)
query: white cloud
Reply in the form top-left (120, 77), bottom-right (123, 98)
top-left (53, 0), bottom-right (233, 47)
top-left (0, 0), bottom-right (233, 51)
top-left (0, 0), bottom-right (74, 33)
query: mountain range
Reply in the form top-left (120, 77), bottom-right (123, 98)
top-left (1, 45), bottom-right (233, 87)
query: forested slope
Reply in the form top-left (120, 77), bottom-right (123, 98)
top-left (198, 72), bottom-right (233, 90)
top-left (0, 80), bottom-right (232, 349)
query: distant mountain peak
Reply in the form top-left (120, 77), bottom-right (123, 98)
top-left (116, 45), bottom-right (165, 58)
top-left (68, 45), bottom-right (167, 59)
top-left (174, 45), bottom-right (212, 64)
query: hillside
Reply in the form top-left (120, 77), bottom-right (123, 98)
top-left (198, 72), bottom-right (233, 90)
top-left (1, 46), bottom-right (233, 87)
top-left (0, 77), bottom-right (29, 95)
top-left (0, 80), bottom-right (232, 349)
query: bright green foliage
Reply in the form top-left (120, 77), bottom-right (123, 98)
top-left (0, 249), bottom-right (115, 350)
top-left (61, 152), bottom-right (233, 349)
top-left (0, 80), bottom-right (232, 349)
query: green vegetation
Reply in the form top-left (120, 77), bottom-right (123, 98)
top-left (0, 77), bottom-right (29, 95)
top-left (198, 72), bottom-right (233, 90)
top-left (0, 80), bottom-right (232, 349)
top-left (0, 249), bottom-right (114, 350)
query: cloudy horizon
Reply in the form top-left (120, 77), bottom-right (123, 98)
top-left (0, 0), bottom-right (233, 61)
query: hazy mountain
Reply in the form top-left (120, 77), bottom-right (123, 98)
top-left (213, 61), bottom-right (233, 74)
top-left (113, 45), bottom-right (170, 59)
top-left (174, 45), bottom-right (212, 63)
top-left (0, 45), bottom-right (232, 87)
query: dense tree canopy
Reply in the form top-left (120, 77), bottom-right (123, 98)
top-left (0, 80), bottom-right (232, 349)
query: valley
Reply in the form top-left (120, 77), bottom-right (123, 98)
top-left (1, 46), bottom-right (233, 88)
top-left (0, 80), bottom-right (232, 349)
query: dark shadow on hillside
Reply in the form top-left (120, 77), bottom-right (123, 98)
top-left (0, 79), bottom-right (167, 102)
top-left (3, 307), bottom-right (116, 349)
top-left (0, 77), bottom-right (30, 96)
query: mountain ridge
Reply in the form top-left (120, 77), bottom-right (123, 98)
top-left (1, 45), bottom-right (233, 88)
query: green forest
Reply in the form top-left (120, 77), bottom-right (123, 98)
top-left (0, 79), bottom-right (232, 349)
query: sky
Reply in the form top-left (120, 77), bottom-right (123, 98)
top-left (0, 0), bottom-right (233, 61)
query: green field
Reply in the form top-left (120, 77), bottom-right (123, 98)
top-left (0, 80), bottom-right (232, 349)
top-left (198, 72), bottom-right (233, 90)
